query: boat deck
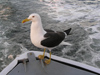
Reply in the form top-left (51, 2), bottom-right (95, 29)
top-left (7, 52), bottom-right (99, 75)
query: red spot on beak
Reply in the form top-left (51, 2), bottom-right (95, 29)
top-left (23, 21), bottom-right (25, 23)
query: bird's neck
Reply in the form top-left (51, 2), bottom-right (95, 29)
top-left (31, 21), bottom-right (46, 35)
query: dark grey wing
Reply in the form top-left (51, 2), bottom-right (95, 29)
top-left (41, 32), bottom-right (65, 48)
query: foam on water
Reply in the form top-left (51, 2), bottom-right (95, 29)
top-left (43, 0), bottom-right (100, 40)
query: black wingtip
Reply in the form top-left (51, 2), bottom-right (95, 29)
top-left (64, 28), bottom-right (72, 35)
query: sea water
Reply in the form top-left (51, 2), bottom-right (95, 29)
top-left (0, 0), bottom-right (100, 71)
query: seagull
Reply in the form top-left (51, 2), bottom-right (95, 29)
top-left (22, 13), bottom-right (72, 64)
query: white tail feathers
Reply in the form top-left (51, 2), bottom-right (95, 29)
top-left (60, 41), bottom-right (72, 46)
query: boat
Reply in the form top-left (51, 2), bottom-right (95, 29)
top-left (0, 51), bottom-right (100, 75)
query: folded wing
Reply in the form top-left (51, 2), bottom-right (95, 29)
top-left (41, 32), bottom-right (65, 48)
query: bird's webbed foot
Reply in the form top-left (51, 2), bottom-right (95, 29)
top-left (38, 55), bottom-right (44, 60)
top-left (45, 59), bottom-right (51, 64)
top-left (44, 51), bottom-right (51, 64)
top-left (38, 48), bottom-right (46, 60)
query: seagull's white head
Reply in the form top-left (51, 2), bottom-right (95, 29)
top-left (22, 13), bottom-right (41, 23)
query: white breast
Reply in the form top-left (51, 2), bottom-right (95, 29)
top-left (30, 22), bottom-right (46, 48)
top-left (30, 33), bottom-right (45, 48)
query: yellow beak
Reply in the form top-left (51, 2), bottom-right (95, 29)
top-left (22, 18), bottom-right (31, 23)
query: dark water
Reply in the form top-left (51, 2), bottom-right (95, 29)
top-left (0, 0), bottom-right (100, 71)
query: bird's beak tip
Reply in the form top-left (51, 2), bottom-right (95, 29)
top-left (22, 21), bottom-right (25, 23)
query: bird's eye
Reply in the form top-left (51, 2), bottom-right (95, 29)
top-left (32, 16), bottom-right (35, 18)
